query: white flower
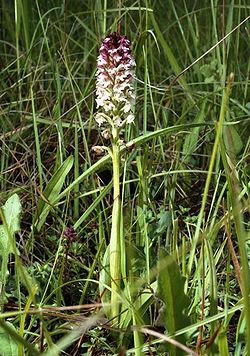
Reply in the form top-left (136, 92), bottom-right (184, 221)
top-left (126, 114), bottom-right (134, 124)
top-left (95, 113), bottom-right (106, 126)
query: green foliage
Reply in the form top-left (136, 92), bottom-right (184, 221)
top-left (0, 194), bottom-right (21, 252)
top-left (99, 244), bottom-right (111, 316)
top-left (0, 0), bottom-right (249, 354)
top-left (182, 100), bottom-right (207, 162)
top-left (0, 322), bottom-right (18, 356)
top-left (223, 125), bottom-right (243, 156)
top-left (157, 250), bottom-right (190, 355)
top-left (34, 156), bottom-right (74, 231)
top-left (0, 194), bottom-right (21, 306)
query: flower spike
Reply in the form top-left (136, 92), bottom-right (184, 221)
top-left (95, 32), bottom-right (135, 127)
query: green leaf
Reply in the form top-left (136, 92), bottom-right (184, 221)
top-left (1, 194), bottom-right (21, 235)
top-left (0, 322), bottom-right (18, 356)
top-left (218, 327), bottom-right (229, 356)
top-left (182, 101), bottom-right (206, 162)
top-left (223, 125), bottom-right (243, 156)
top-left (0, 194), bottom-right (21, 254)
top-left (0, 320), bottom-right (40, 356)
top-left (0, 195), bottom-right (21, 305)
top-left (99, 245), bottom-right (111, 317)
top-left (120, 281), bottom-right (157, 329)
top-left (74, 180), bottom-right (113, 229)
top-left (0, 225), bottom-right (9, 253)
top-left (157, 250), bottom-right (190, 355)
top-left (156, 209), bottom-right (172, 235)
top-left (34, 156), bottom-right (74, 231)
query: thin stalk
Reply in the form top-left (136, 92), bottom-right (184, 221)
top-left (14, 0), bottom-right (21, 108)
top-left (74, 124), bottom-right (79, 220)
top-left (31, 88), bottom-right (43, 189)
top-left (110, 126), bottom-right (121, 322)
top-left (132, 311), bottom-right (143, 356)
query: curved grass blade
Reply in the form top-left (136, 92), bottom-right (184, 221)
top-left (34, 156), bottom-right (74, 231)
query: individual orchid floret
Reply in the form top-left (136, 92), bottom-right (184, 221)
top-left (95, 32), bottom-right (135, 127)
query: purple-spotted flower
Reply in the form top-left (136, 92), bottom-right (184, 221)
top-left (95, 32), bottom-right (135, 127)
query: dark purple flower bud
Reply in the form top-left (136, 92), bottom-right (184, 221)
top-left (63, 226), bottom-right (77, 242)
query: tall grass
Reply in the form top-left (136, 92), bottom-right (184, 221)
top-left (0, 0), bottom-right (249, 354)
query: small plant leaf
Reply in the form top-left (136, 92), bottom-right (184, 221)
top-left (0, 322), bottom-right (18, 356)
top-left (157, 249), bottom-right (190, 355)
top-left (35, 156), bottom-right (74, 231)
top-left (0, 194), bottom-right (21, 254)
top-left (223, 125), bottom-right (243, 156)
top-left (156, 209), bottom-right (172, 235)
top-left (182, 101), bottom-right (206, 162)
top-left (1, 194), bottom-right (21, 235)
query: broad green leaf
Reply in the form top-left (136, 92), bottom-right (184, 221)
top-left (34, 156), bottom-right (74, 231)
top-left (182, 101), bottom-right (206, 162)
top-left (0, 320), bottom-right (39, 356)
top-left (157, 250), bottom-right (190, 355)
top-left (156, 209), bottom-right (172, 235)
top-left (0, 194), bottom-right (21, 254)
top-left (223, 125), bottom-right (243, 156)
top-left (0, 322), bottom-right (18, 356)
top-left (1, 194), bottom-right (21, 236)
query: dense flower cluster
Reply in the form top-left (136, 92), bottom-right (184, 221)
top-left (95, 32), bottom-right (135, 127)
top-left (63, 226), bottom-right (77, 242)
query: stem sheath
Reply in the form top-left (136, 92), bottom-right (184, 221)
top-left (110, 127), bottom-right (121, 321)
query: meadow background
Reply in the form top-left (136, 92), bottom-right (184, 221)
top-left (0, 1), bottom-right (249, 355)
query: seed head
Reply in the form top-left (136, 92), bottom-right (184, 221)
top-left (95, 32), bottom-right (135, 127)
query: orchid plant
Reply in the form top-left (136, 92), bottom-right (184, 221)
top-left (95, 32), bottom-right (135, 322)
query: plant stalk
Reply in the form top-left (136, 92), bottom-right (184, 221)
top-left (110, 126), bottom-right (121, 322)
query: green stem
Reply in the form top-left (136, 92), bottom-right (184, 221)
top-left (110, 126), bottom-right (121, 322)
